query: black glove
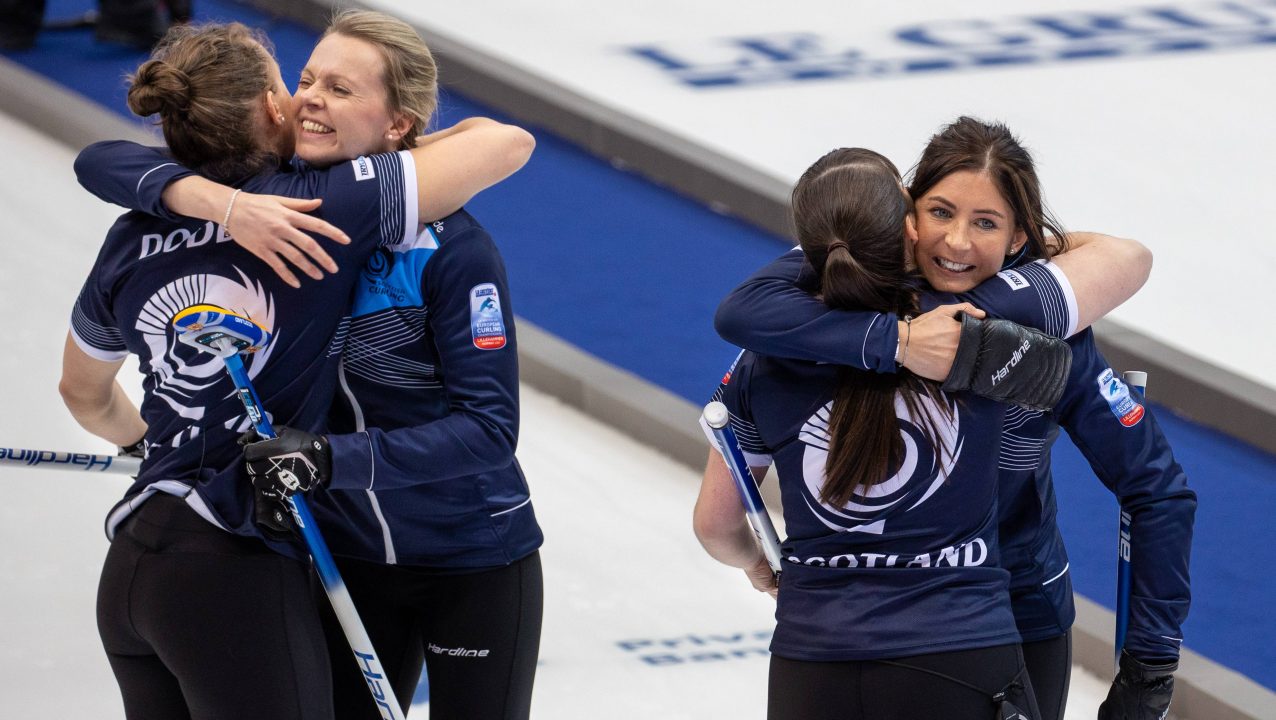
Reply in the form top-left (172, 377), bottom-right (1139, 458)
top-left (118, 437), bottom-right (146, 459)
top-left (242, 427), bottom-right (331, 541)
top-left (1098, 651), bottom-right (1176, 720)
top-left (941, 313), bottom-right (1071, 411)
top-left (243, 426), bottom-right (331, 497)
top-left (253, 486), bottom-right (298, 542)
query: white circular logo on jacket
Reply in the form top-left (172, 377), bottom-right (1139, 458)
top-left (798, 391), bottom-right (961, 534)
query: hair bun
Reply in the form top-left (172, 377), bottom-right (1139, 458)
top-left (127, 60), bottom-right (193, 117)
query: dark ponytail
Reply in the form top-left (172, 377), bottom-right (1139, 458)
top-left (793, 148), bottom-right (952, 507)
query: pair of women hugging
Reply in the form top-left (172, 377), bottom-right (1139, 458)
top-left (695, 126), bottom-right (1192, 720)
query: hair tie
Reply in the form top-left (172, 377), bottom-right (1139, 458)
top-left (827, 240), bottom-right (850, 254)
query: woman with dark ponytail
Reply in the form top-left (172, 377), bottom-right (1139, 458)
top-left (712, 117), bottom-right (1193, 720)
top-left (694, 140), bottom-right (1156, 719)
top-left (793, 149), bottom-right (952, 510)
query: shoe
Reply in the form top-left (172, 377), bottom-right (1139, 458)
top-left (94, 8), bottom-right (166, 51)
top-left (0, 32), bottom-right (36, 51)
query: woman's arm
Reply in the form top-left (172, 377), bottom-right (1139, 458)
top-left (714, 249), bottom-right (984, 380)
top-left (693, 449), bottom-right (778, 597)
top-left (1049, 232), bottom-right (1152, 331)
top-left (162, 177), bottom-right (350, 287)
top-left (59, 334), bottom-right (146, 447)
top-left (74, 141), bottom-right (349, 288)
top-left (74, 141), bottom-right (191, 219)
top-left (407, 117), bottom-right (535, 220)
top-left (1054, 331), bottom-right (1194, 665)
top-left (323, 224), bottom-right (520, 493)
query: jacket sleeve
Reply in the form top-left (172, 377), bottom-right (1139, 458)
top-left (74, 140), bottom-right (192, 221)
top-left (713, 249), bottom-right (898, 372)
top-left (325, 229), bottom-right (520, 491)
top-left (1054, 330), bottom-right (1196, 662)
top-left (953, 260), bottom-right (1077, 339)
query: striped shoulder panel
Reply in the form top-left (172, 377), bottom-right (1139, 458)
top-left (710, 383), bottom-right (770, 457)
top-left (369, 152), bottom-right (411, 248)
top-left (70, 303), bottom-right (126, 358)
top-left (1015, 261), bottom-right (1074, 338)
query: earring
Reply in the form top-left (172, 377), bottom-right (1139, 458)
top-left (387, 133), bottom-right (397, 140)
top-left (277, 114), bottom-right (285, 123)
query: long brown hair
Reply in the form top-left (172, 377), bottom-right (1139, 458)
top-left (793, 148), bottom-right (951, 507)
top-left (910, 116), bottom-right (1068, 261)
top-left (127, 22), bottom-right (280, 184)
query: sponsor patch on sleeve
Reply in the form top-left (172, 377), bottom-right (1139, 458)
top-left (997, 268), bottom-right (1030, 291)
top-left (1096, 368), bottom-right (1145, 427)
top-left (352, 156), bottom-right (376, 182)
top-left (469, 283), bottom-right (507, 350)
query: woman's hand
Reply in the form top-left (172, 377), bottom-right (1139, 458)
top-left (743, 553), bottom-right (779, 599)
top-left (226, 193), bottom-right (352, 288)
top-left (898, 303), bottom-right (987, 381)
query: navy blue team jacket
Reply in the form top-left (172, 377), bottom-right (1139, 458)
top-left (705, 262), bottom-right (1075, 661)
top-left (76, 142), bottom-right (543, 571)
top-left (312, 210), bottom-right (543, 569)
top-left (714, 248), bottom-right (1195, 663)
top-left (72, 142), bottom-right (418, 559)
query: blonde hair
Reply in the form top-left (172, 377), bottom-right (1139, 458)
top-left (127, 22), bottom-right (279, 182)
top-left (325, 10), bottom-right (438, 148)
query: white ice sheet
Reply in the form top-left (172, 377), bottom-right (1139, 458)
top-left (372, 0), bottom-right (1276, 390)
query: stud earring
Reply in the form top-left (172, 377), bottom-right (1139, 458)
top-left (277, 114), bottom-right (285, 123)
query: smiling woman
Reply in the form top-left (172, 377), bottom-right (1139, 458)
top-left (912, 170), bottom-right (1028, 291)
top-left (60, 17), bottom-right (533, 719)
top-left (295, 12), bottom-right (439, 166)
top-left (908, 116), bottom-right (1068, 295)
top-left (73, 10), bottom-right (545, 720)
top-left (709, 116), bottom-right (1192, 720)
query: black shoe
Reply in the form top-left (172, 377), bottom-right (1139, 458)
top-left (0, 29), bottom-right (37, 52)
top-left (94, 4), bottom-right (167, 51)
top-left (94, 18), bottom-right (166, 50)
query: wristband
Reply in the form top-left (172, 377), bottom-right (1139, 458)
top-left (896, 317), bottom-right (912, 367)
top-left (223, 188), bottom-right (242, 232)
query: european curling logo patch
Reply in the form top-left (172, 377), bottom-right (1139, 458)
top-left (469, 283), bottom-right (507, 350)
top-left (1097, 368), bottom-right (1144, 427)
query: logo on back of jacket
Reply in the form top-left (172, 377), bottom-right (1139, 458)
top-left (800, 393), bottom-right (962, 527)
top-left (139, 268), bottom-right (278, 445)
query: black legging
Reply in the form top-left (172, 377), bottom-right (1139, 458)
top-left (768, 643), bottom-right (1041, 720)
top-left (321, 551), bottom-right (544, 720)
top-left (97, 493), bottom-right (333, 720)
top-left (1022, 632), bottom-right (1072, 720)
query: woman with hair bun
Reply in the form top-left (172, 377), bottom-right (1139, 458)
top-left (75, 10), bottom-right (544, 719)
top-left (62, 18), bottom-right (532, 720)
top-left (694, 143), bottom-right (1154, 719)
